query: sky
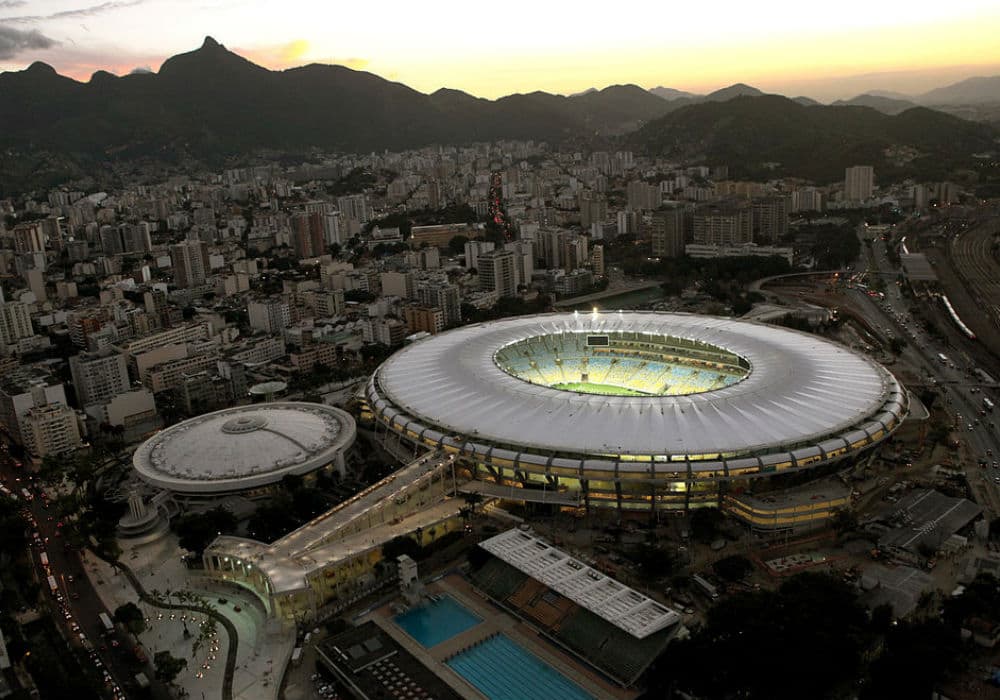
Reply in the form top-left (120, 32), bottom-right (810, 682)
top-left (1, 0), bottom-right (1000, 101)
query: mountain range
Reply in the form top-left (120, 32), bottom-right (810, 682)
top-left (0, 37), bottom-right (997, 194)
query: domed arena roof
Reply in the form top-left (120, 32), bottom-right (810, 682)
top-left (133, 402), bottom-right (356, 494)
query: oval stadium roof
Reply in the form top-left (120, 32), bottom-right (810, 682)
top-left (371, 311), bottom-right (903, 460)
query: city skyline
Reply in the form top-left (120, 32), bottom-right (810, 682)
top-left (1, 1), bottom-right (999, 100)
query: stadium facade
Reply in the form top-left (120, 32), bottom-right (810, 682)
top-left (365, 311), bottom-right (908, 514)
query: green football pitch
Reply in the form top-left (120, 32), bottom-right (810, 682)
top-left (550, 382), bottom-right (652, 396)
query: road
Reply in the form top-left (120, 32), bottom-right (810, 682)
top-left (0, 450), bottom-right (171, 700)
top-left (858, 225), bottom-right (1000, 514)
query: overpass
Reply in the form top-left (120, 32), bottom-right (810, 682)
top-left (203, 450), bottom-right (463, 621)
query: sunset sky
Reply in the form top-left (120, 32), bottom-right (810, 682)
top-left (1, 0), bottom-right (1000, 100)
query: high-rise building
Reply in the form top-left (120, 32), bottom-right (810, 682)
top-left (123, 222), bottom-right (153, 253)
top-left (247, 299), bottom-right (291, 334)
top-left (13, 222), bottom-right (45, 254)
top-left (170, 240), bottom-right (210, 288)
top-left (144, 289), bottom-right (172, 329)
top-left (478, 249), bottom-right (518, 298)
top-left (751, 196), bottom-right (789, 243)
top-left (650, 207), bottom-right (686, 258)
top-left (0, 369), bottom-right (69, 446)
top-left (505, 241), bottom-right (534, 288)
top-left (69, 348), bottom-right (130, 408)
top-left (626, 181), bottom-right (662, 212)
top-left (337, 194), bottom-right (370, 226)
top-left (324, 211), bottom-right (343, 246)
top-left (589, 244), bottom-right (605, 277)
top-left (418, 284), bottom-right (462, 327)
top-left (100, 225), bottom-right (124, 255)
top-left (844, 166), bottom-right (875, 203)
top-left (0, 301), bottom-right (33, 347)
top-left (464, 240), bottom-right (495, 271)
top-left (290, 211), bottom-right (326, 259)
top-left (21, 403), bottom-right (82, 458)
top-left (403, 305), bottom-right (445, 335)
top-left (578, 192), bottom-right (608, 230)
top-left (557, 233), bottom-right (588, 273)
top-left (380, 271), bottom-right (416, 300)
top-left (692, 202), bottom-right (752, 246)
top-left (791, 188), bottom-right (824, 213)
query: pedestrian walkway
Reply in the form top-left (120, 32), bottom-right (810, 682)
top-left (83, 533), bottom-right (295, 700)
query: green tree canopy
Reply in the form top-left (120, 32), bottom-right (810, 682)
top-left (113, 601), bottom-right (145, 634)
top-left (173, 507), bottom-right (237, 556)
top-left (647, 573), bottom-right (869, 699)
top-left (154, 649), bottom-right (188, 683)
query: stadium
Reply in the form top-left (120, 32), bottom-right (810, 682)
top-left (132, 402), bottom-right (356, 499)
top-left (365, 311), bottom-right (908, 513)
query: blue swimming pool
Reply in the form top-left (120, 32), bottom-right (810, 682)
top-left (447, 634), bottom-right (594, 700)
top-left (394, 596), bottom-right (481, 648)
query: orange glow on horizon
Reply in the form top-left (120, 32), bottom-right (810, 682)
top-left (11, 10), bottom-right (1000, 101)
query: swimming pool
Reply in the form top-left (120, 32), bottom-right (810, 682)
top-left (394, 596), bottom-right (481, 648)
top-left (447, 634), bottom-right (594, 700)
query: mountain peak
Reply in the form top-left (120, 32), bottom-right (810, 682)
top-left (25, 61), bottom-right (57, 75)
top-left (158, 36), bottom-right (266, 80)
top-left (89, 70), bottom-right (117, 84)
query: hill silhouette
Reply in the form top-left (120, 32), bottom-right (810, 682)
top-left (0, 39), bottom-right (996, 193)
top-left (628, 95), bottom-right (996, 183)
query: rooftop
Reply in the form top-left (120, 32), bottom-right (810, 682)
top-left (372, 311), bottom-right (904, 459)
top-left (132, 402), bottom-right (356, 493)
top-left (317, 621), bottom-right (463, 700)
top-left (877, 489), bottom-right (983, 553)
top-left (480, 528), bottom-right (680, 639)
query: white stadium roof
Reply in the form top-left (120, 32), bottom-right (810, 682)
top-left (370, 311), bottom-right (903, 461)
top-left (481, 528), bottom-right (681, 638)
top-left (133, 402), bottom-right (356, 494)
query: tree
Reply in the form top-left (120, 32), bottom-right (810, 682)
top-left (631, 543), bottom-right (678, 581)
top-left (113, 602), bottom-right (146, 635)
top-left (689, 507), bottom-right (725, 543)
top-left (291, 486), bottom-right (329, 520)
top-left (864, 620), bottom-right (962, 699)
top-left (647, 573), bottom-right (869, 699)
top-left (831, 508), bottom-right (859, 535)
top-left (173, 507), bottom-right (237, 556)
top-left (154, 650), bottom-right (188, 683)
top-left (712, 554), bottom-right (753, 582)
top-left (889, 336), bottom-right (907, 355)
top-left (382, 535), bottom-right (422, 561)
top-left (448, 235), bottom-right (469, 255)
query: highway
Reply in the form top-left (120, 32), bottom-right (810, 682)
top-left (857, 225), bottom-right (1000, 514)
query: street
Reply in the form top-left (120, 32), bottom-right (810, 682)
top-left (0, 449), bottom-right (171, 700)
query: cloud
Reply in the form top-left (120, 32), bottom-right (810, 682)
top-left (0, 1), bottom-right (27, 9)
top-left (1, 0), bottom-right (146, 23)
top-left (234, 39), bottom-right (369, 72)
top-left (0, 26), bottom-right (57, 59)
top-left (128, 65), bottom-right (151, 74)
